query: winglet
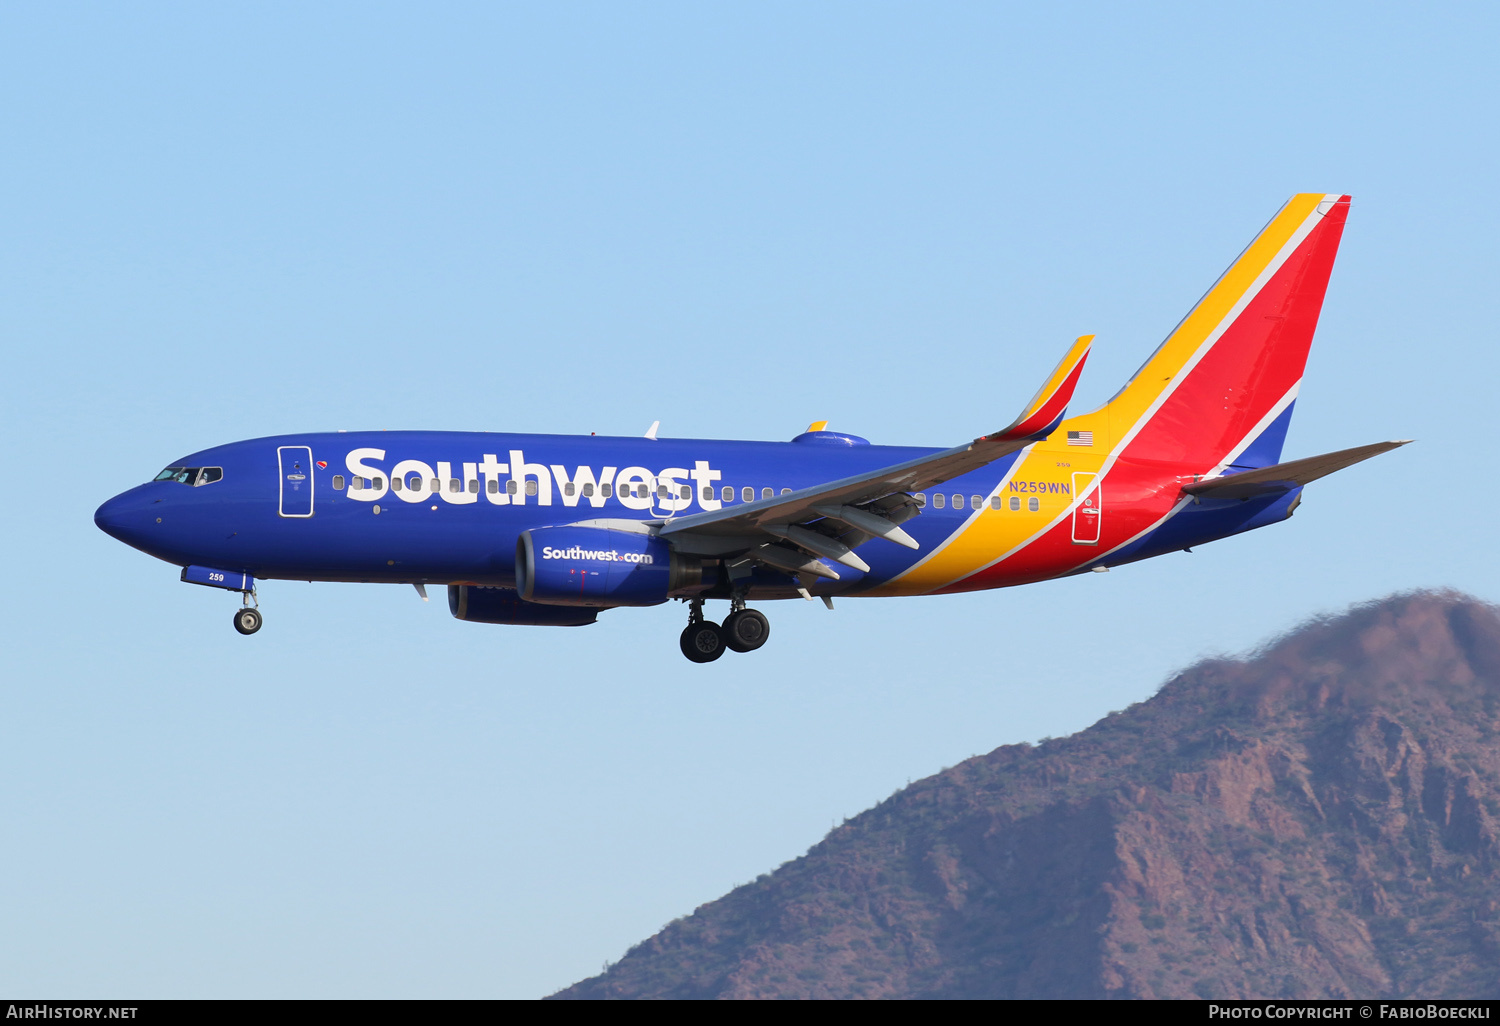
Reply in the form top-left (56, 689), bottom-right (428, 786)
top-left (644, 420), bottom-right (660, 440)
top-left (984, 334), bottom-right (1094, 443)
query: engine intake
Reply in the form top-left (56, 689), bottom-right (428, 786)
top-left (516, 524), bottom-right (707, 607)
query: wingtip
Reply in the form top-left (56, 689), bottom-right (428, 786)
top-left (985, 333), bottom-right (1095, 442)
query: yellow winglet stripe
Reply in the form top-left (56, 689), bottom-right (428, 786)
top-left (1016, 334), bottom-right (1095, 424)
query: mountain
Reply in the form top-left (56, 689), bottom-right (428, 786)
top-left (550, 592), bottom-right (1500, 999)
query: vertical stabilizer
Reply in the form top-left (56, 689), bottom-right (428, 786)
top-left (1094, 194), bottom-right (1350, 468)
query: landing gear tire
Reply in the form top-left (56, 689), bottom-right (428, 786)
top-left (233, 607), bottom-right (263, 635)
top-left (680, 621), bottom-right (726, 663)
top-left (723, 609), bottom-right (770, 653)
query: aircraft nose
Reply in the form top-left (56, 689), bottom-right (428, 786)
top-left (95, 487), bottom-right (156, 547)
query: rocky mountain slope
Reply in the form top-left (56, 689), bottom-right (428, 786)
top-left (552, 592), bottom-right (1500, 999)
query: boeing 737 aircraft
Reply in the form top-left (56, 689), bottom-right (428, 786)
top-left (96, 193), bottom-right (1407, 661)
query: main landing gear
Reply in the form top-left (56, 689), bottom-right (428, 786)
top-left (678, 595), bottom-right (771, 663)
top-left (232, 590), bottom-right (262, 635)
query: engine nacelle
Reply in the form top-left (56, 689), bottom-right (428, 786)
top-left (516, 524), bottom-right (706, 607)
top-left (448, 585), bottom-right (599, 626)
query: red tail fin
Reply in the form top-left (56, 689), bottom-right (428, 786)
top-left (1091, 194), bottom-right (1350, 468)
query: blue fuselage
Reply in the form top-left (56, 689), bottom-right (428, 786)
top-left (96, 430), bottom-right (966, 594)
top-left (95, 428), bottom-right (1299, 605)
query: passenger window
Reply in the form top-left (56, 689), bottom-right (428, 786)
top-left (392, 478), bottom-right (403, 492)
top-left (657, 485), bottom-right (669, 498)
top-left (582, 483), bottom-right (594, 497)
top-left (507, 480), bottom-right (518, 495)
top-left (780, 488), bottom-right (791, 496)
top-left (1028, 497), bottom-right (1039, 512)
top-left (565, 482), bottom-right (576, 497)
top-left (351, 478), bottom-right (363, 491)
top-left (680, 485), bottom-right (691, 500)
top-left (722, 486), bottom-right (733, 502)
top-left (469, 479), bottom-right (479, 494)
top-left (933, 494), bottom-right (946, 509)
top-left (742, 486), bottom-right (754, 502)
top-left (449, 479), bottom-right (460, 493)
top-left (526, 481), bottom-right (539, 496)
top-left (702, 486), bottom-right (713, 501)
top-left (915, 493), bottom-right (927, 507)
top-left (373, 477), bottom-right (384, 489)
top-left (487, 480), bottom-right (499, 494)
top-left (199, 467), bottom-right (223, 485)
top-left (971, 495), bottom-right (982, 509)
top-left (1010, 496), bottom-right (1020, 511)
top-left (601, 483), bottom-right (613, 498)
top-left (636, 485), bottom-right (647, 498)
top-left (989, 495), bottom-right (1000, 510)
top-left (951, 494), bottom-right (964, 510)
top-left (430, 478), bottom-right (440, 492)
top-left (333, 475), bottom-right (345, 490)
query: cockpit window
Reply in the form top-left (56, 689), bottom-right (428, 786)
top-left (153, 466), bottom-right (224, 486)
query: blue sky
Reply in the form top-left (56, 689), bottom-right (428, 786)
top-left (2, 1), bottom-right (1495, 998)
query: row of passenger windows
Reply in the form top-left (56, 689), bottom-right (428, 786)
top-left (917, 493), bottom-right (1039, 512)
top-left (321, 474), bottom-right (1041, 512)
top-left (328, 475), bottom-right (799, 502)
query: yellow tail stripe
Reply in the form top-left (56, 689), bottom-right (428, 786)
top-left (1100, 193), bottom-right (1326, 438)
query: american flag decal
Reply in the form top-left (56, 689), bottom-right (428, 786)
top-left (1067, 430), bottom-right (1093, 446)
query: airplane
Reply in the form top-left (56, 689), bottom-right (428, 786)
top-left (95, 193), bottom-right (1408, 662)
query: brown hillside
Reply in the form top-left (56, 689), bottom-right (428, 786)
top-left (551, 592), bottom-right (1500, 1000)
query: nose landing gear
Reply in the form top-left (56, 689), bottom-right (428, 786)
top-left (232, 589), bottom-right (262, 635)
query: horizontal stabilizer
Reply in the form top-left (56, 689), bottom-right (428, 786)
top-left (1183, 440), bottom-right (1412, 500)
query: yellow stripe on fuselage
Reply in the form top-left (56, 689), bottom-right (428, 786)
top-left (866, 441), bottom-right (1104, 596)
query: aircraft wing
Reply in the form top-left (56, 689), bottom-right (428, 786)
top-left (657, 336), bottom-right (1093, 576)
top-left (1182, 439), bottom-right (1412, 501)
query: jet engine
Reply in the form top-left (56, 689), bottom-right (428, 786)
top-left (516, 524), bottom-right (708, 607)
